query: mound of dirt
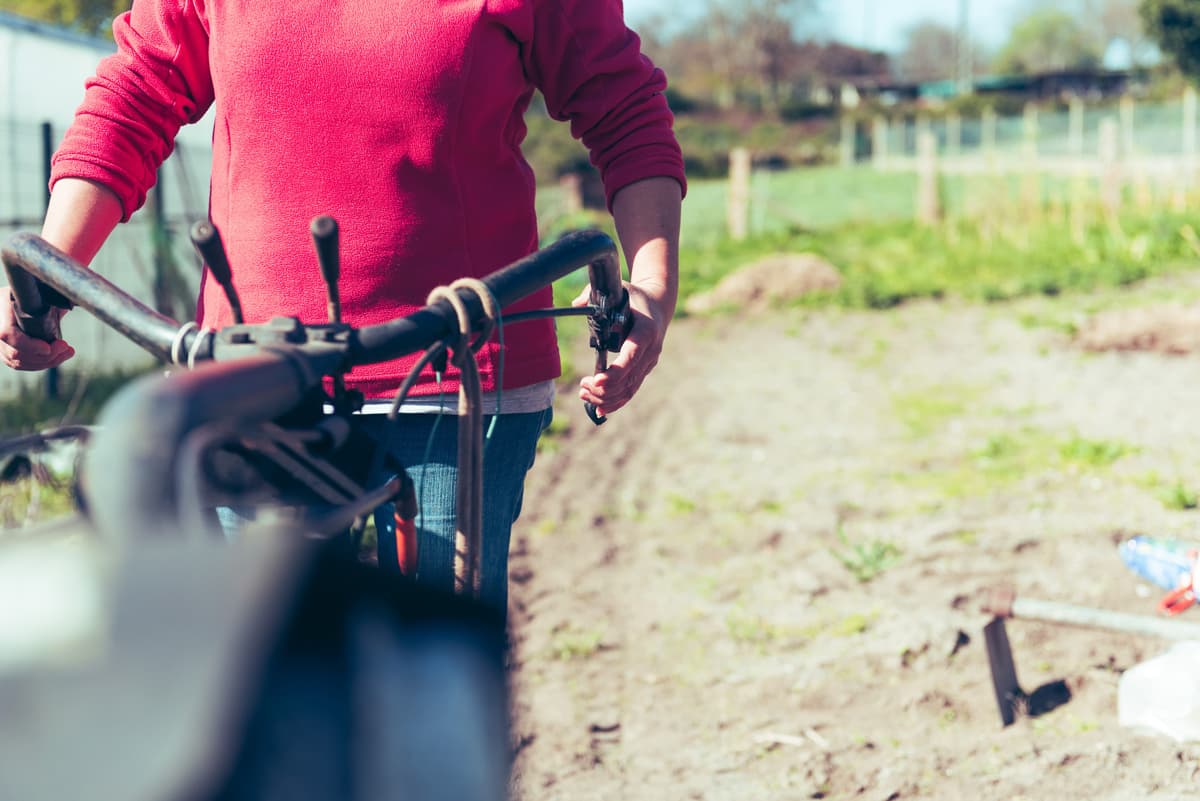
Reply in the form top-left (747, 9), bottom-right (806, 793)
top-left (684, 253), bottom-right (842, 315)
top-left (1075, 304), bottom-right (1200, 354)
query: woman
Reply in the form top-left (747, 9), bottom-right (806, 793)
top-left (0, 0), bottom-right (685, 613)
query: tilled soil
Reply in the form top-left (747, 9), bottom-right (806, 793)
top-left (508, 283), bottom-right (1200, 801)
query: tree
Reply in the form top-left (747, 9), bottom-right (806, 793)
top-left (793, 41), bottom-right (890, 81)
top-left (1140, 0), bottom-right (1200, 79)
top-left (7, 0), bottom-right (130, 38)
top-left (895, 21), bottom-right (961, 83)
top-left (644, 0), bottom-right (822, 111)
top-left (995, 9), bottom-right (1103, 74)
top-left (1084, 0), bottom-right (1155, 67)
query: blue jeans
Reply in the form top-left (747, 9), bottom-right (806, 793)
top-left (357, 409), bottom-right (552, 614)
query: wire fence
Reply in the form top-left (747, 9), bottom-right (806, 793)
top-left (0, 116), bottom-right (214, 399)
top-left (866, 92), bottom-right (1200, 180)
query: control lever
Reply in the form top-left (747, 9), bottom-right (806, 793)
top-left (190, 221), bottom-right (244, 325)
top-left (310, 215), bottom-right (350, 408)
top-left (310, 216), bottom-right (341, 325)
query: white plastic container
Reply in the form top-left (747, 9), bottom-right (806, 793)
top-left (1118, 641), bottom-right (1200, 742)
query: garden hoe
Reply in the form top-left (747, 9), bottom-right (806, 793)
top-left (981, 585), bottom-right (1200, 727)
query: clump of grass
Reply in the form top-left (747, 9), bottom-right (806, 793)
top-left (1058, 436), bottom-right (1137, 468)
top-left (831, 526), bottom-right (902, 583)
top-left (831, 612), bottom-right (875, 637)
top-left (665, 492), bottom-right (698, 516)
top-left (1159, 481), bottom-right (1200, 511)
top-left (892, 384), bottom-right (980, 438)
top-left (1136, 471), bottom-right (1200, 511)
top-left (726, 609), bottom-right (780, 645)
top-left (549, 625), bottom-right (605, 661)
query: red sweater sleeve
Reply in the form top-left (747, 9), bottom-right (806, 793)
top-left (51, 0), bottom-right (214, 221)
top-left (516, 0), bottom-right (686, 210)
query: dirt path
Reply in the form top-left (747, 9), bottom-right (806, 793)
top-left (508, 280), bottom-right (1200, 800)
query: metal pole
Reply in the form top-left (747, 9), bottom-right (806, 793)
top-left (40, 121), bottom-right (58, 402)
top-left (1012, 597), bottom-right (1200, 641)
top-left (957, 0), bottom-right (973, 95)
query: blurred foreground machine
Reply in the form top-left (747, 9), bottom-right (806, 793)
top-left (0, 522), bottom-right (509, 801)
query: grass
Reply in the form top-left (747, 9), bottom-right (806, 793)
top-left (0, 365), bottom-right (156, 436)
top-left (831, 525), bottom-right (902, 583)
top-left (660, 166), bottom-right (1200, 314)
top-left (1058, 436), bottom-right (1138, 469)
top-left (676, 210), bottom-right (1200, 313)
top-left (0, 476), bottom-right (77, 529)
top-left (892, 384), bottom-right (981, 438)
top-left (541, 167), bottom-right (1200, 322)
top-left (898, 427), bottom-right (1141, 502)
top-left (549, 625), bottom-right (606, 660)
top-left (1156, 479), bottom-right (1200, 511)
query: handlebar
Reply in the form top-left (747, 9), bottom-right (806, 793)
top-left (1, 226), bottom-right (624, 538)
top-left (1, 229), bottom-right (624, 370)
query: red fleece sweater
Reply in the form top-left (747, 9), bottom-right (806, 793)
top-left (51, 0), bottom-right (686, 399)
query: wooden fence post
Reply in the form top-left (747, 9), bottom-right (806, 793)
top-left (1099, 118), bottom-right (1123, 221)
top-left (872, 116), bottom-right (889, 169)
top-left (982, 107), bottom-right (997, 171)
top-left (916, 131), bottom-right (941, 225)
top-left (1020, 104), bottom-right (1041, 218)
top-left (840, 116), bottom-right (856, 168)
top-left (728, 147), bottom-right (751, 241)
top-left (947, 113), bottom-right (962, 159)
top-left (1068, 95), bottom-right (1085, 157)
top-left (1182, 87), bottom-right (1198, 210)
top-left (1185, 87), bottom-right (1198, 164)
top-left (1119, 95), bottom-right (1136, 158)
top-left (559, 173), bottom-right (583, 215)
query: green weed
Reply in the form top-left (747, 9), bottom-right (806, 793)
top-left (549, 626), bottom-right (605, 661)
top-left (831, 612), bottom-right (875, 637)
top-left (1058, 436), bottom-right (1137, 468)
top-left (726, 610), bottom-right (780, 645)
top-left (831, 526), bottom-right (902, 583)
top-left (1160, 481), bottom-right (1200, 511)
top-left (892, 385), bottom-right (979, 438)
top-left (1138, 471), bottom-right (1200, 510)
top-left (666, 493), bottom-right (698, 516)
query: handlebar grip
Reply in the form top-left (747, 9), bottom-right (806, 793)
top-left (5, 261), bottom-right (62, 342)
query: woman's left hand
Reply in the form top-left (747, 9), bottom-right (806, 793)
top-left (577, 176), bottom-right (682, 417)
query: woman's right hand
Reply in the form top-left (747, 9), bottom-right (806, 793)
top-left (0, 292), bottom-right (74, 371)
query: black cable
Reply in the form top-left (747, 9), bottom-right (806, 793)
top-left (501, 306), bottom-right (593, 326)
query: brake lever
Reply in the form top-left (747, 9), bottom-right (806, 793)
top-left (584, 285), bottom-right (634, 426)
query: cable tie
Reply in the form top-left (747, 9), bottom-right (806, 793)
top-left (171, 321), bottom-right (199, 366)
top-left (187, 327), bottom-right (213, 370)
